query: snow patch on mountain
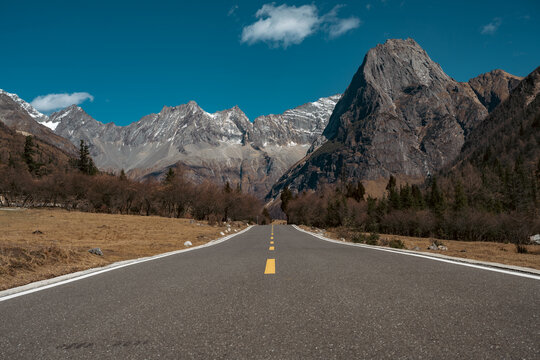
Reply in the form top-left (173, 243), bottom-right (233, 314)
top-left (0, 89), bottom-right (48, 122)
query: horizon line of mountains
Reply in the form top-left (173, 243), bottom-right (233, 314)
top-left (1, 38), bottom-right (538, 202)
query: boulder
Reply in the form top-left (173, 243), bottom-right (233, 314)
top-left (88, 248), bottom-right (103, 256)
top-left (184, 241), bottom-right (193, 247)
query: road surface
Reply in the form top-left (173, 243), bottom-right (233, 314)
top-left (1, 225), bottom-right (539, 359)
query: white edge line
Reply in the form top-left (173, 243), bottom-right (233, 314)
top-left (293, 225), bottom-right (540, 280)
top-left (0, 225), bottom-right (254, 302)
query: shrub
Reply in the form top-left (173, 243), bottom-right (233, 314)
top-left (516, 244), bottom-right (528, 254)
top-left (388, 239), bottom-right (405, 249)
top-left (366, 233), bottom-right (379, 245)
top-left (351, 233), bottom-right (364, 243)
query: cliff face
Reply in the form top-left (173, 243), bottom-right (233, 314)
top-left (268, 38), bottom-right (512, 199)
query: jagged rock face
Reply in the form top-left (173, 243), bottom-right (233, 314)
top-left (467, 69), bottom-right (523, 112)
top-left (0, 90), bottom-right (77, 156)
top-left (268, 38), bottom-right (500, 200)
top-left (248, 95), bottom-right (340, 148)
top-left (47, 95), bottom-right (340, 197)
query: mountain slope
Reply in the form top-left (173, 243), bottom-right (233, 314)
top-left (267, 38), bottom-right (515, 199)
top-left (46, 95), bottom-right (340, 197)
top-left (0, 90), bottom-right (77, 156)
top-left (438, 66), bottom-right (540, 212)
top-left (466, 69), bottom-right (523, 112)
top-left (0, 120), bottom-right (75, 180)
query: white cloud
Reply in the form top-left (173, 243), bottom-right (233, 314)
top-left (327, 17), bottom-right (361, 38)
top-left (228, 5), bottom-right (239, 17)
top-left (30, 92), bottom-right (94, 112)
top-left (481, 18), bottom-right (501, 35)
top-left (241, 3), bottom-right (360, 48)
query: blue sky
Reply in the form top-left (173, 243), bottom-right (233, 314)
top-left (1, 0), bottom-right (538, 126)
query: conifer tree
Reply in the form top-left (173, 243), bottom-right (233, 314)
top-left (163, 168), bottom-right (175, 184)
top-left (453, 180), bottom-right (467, 211)
top-left (386, 175), bottom-right (400, 210)
top-left (78, 140), bottom-right (97, 175)
top-left (23, 136), bottom-right (36, 173)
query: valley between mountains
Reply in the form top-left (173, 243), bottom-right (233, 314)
top-left (0, 39), bottom-right (530, 201)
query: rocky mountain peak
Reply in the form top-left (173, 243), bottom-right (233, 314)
top-left (0, 89), bottom-right (47, 122)
top-left (268, 38), bottom-right (499, 200)
top-left (363, 38), bottom-right (450, 96)
top-left (467, 69), bottom-right (523, 112)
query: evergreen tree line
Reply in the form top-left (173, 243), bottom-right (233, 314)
top-left (281, 169), bottom-right (540, 244)
top-left (0, 138), bottom-right (263, 223)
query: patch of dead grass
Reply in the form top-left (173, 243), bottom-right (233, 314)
top-left (300, 226), bottom-right (540, 271)
top-left (0, 209), bottom-right (245, 290)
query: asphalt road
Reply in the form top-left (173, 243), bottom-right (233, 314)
top-left (1, 225), bottom-right (539, 359)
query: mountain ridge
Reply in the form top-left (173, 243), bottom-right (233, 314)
top-left (267, 38), bottom-right (522, 200)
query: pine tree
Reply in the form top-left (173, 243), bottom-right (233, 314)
top-left (78, 140), bottom-right (97, 175)
top-left (410, 184), bottom-right (424, 209)
top-left (386, 175), bottom-right (400, 210)
top-left (163, 168), bottom-right (175, 184)
top-left (429, 177), bottom-right (445, 216)
top-left (23, 136), bottom-right (36, 173)
top-left (399, 183), bottom-right (413, 209)
top-left (119, 169), bottom-right (127, 181)
top-left (453, 180), bottom-right (467, 211)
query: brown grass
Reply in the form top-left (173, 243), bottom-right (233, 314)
top-left (0, 209), bottom-right (245, 290)
top-left (300, 226), bottom-right (540, 271)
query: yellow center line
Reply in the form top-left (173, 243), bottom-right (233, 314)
top-left (264, 259), bottom-right (275, 274)
top-left (269, 246), bottom-right (275, 251)
top-left (271, 236), bottom-right (274, 239)
top-left (270, 241), bottom-right (274, 244)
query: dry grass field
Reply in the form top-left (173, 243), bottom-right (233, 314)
top-left (301, 226), bottom-right (540, 270)
top-left (0, 208), bottom-right (245, 290)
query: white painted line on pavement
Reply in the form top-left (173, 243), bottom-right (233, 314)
top-left (0, 226), bottom-right (254, 302)
top-left (293, 225), bottom-right (540, 280)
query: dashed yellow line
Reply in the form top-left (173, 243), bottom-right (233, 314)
top-left (270, 241), bottom-right (274, 244)
top-left (269, 246), bottom-right (275, 251)
top-left (264, 259), bottom-right (275, 274)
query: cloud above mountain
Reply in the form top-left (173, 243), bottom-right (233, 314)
top-left (30, 92), bottom-right (94, 112)
top-left (241, 3), bottom-right (360, 48)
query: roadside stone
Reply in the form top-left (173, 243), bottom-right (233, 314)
top-left (411, 246), bottom-right (420, 251)
top-left (220, 232), bottom-right (225, 236)
top-left (32, 230), bottom-right (43, 235)
top-left (438, 245), bottom-right (448, 251)
top-left (530, 234), bottom-right (540, 245)
top-left (428, 243), bottom-right (438, 250)
top-left (88, 248), bottom-right (103, 256)
top-left (184, 241), bottom-right (193, 247)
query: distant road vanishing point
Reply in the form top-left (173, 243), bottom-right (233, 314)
top-left (1, 225), bottom-right (539, 359)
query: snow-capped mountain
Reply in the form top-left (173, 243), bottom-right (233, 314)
top-left (0, 89), bottom-right (48, 123)
top-left (0, 89), bottom-right (77, 155)
top-left (44, 95), bottom-right (340, 197)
